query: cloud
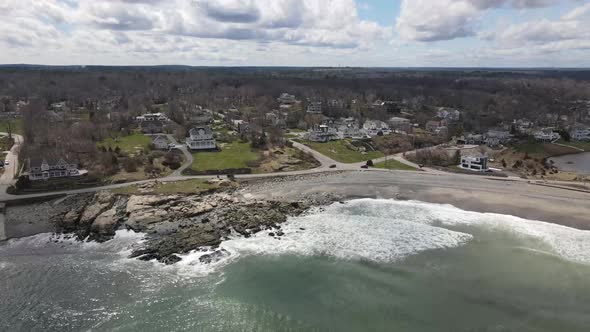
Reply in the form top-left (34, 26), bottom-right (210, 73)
top-left (197, 0), bottom-right (261, 23)
top-left (395, 0), bottom-right (562, 42)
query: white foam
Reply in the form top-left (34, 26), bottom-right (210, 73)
top-left (325, 199), bottom-right (590, 265)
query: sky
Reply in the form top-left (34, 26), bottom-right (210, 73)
top-left (0, 0), bottom-right (589, 67)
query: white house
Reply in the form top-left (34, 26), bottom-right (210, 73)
top-left (436, 108), bottom-right (461, 121)
top-left (278, 93), bottom-right (297, 105)
top-left (534, 128), bottom-right (560, 142)
top-left (306, 125), bottom-right (337, 142)
top-left (28, 158), bottom-right (81, 181)
top-left (571, 127), bottom-right (590, 141)
top-left (459, 156), bottom-right (489, 172)
top-left (136, 112), bottom-right (169, 122)
top-left (186, 126), bottom-right (216, 150)
top-left (363, 120), bottom-right (391, 137)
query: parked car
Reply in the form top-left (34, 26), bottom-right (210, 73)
top-left (329, 164), bottom-right (337, 168)
top-left (360, 165), bottom-right (368, 169)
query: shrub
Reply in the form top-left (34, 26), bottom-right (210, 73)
top-left (122, 158), bottom-right (138, 172)
top-left (366, 159), bottom-right (374, 167)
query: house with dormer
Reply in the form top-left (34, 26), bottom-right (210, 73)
top-left (27, 158), bottom-right (81, 181)
top-left (186, 126), bottom-right (216, 150)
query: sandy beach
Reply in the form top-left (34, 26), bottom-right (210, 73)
top-left (241, 171), bottom-right (590, 230)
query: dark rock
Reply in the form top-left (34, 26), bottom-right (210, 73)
top-left (199, 249), bottom-right (229, 264)
top-left (161, 254), bottom-right (182, 265)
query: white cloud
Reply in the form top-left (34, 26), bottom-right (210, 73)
top-left (395, 0), bottom-right (563, 42)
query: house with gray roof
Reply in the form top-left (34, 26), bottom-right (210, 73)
top-left (186, 126), bottom-right (216, 150)
top-left (27, 157), bottom-right (80, 181)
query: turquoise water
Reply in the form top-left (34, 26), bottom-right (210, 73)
top-left (1, 199), bottom-right (590, 331)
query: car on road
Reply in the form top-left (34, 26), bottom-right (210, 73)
top-left (329, 164), bottom-right (337, 168)
top-left (360, 165), bottom-right (368, 169)
top-left (4, 160), bottom-right (9, 166)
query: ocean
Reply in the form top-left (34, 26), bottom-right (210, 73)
top-left (1, 199), bottom-right (590, 331)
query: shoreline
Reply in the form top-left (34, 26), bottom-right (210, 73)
top-left (2, 171), bottom-right (589, 261)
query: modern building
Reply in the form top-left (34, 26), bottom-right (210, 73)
top-left (186, 126), bottom-right (216, 150)
top-left (27, 158), bottom-right (81, 181)
top-left (459, 156), bottom-right (489, 172)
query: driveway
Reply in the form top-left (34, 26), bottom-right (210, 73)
top-left (165, 134), bottom-right (193, 177)
top-left (0, 133), bottom-right (23, 186)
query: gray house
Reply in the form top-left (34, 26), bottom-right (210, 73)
top-left (140, 120), bottom-right (164, 134)
top-left (152, 135), bottom-right (169, 150)
top-left (28, 158), bottom-right (80, 181)
top-left (186, 126), bottom-right (216, 150)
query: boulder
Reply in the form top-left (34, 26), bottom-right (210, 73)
top-left (126, 208), bottom-right (169, 230)
top-left (79, 202), bottom-right (109, 225)
top-left (126, 195), bottom-right (179, 214)
top-left (95, 191), bottom-right (115, 205)
top-left (91, 208), bottom-right (119, 239)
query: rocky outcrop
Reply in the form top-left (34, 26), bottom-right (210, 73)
top-left (45, 184), bottom-right (336, 265)
top-left (50, 191), bottom-right (125, 241)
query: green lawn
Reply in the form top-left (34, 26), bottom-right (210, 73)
top-left (98, 132), bottom-right (152, 155)
top-left (373, 159), bottom-right (417, 171)
top-left (190, 141), bottom-right (259, 171)
top-left (557, 140), bottom-right (590, 152)
top-left (513, 141), bottom-right (579, 157)
top-left (0, 119), bottom-right (23, 135)
top-left (303, 140), bottom-right (384, 163)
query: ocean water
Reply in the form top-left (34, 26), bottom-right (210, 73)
top-left (1, 199), bottom-right (590, 331)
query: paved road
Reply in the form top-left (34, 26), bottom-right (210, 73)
top-left (0, 132), bottom-right (23, 186)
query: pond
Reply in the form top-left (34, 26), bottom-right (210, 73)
top-left (549, 152), bottom-right (590, 175)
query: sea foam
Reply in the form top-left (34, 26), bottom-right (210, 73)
top-left (203, 199), bottom-right (590, 268)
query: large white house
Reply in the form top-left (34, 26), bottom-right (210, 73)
top-left (136, 113), bottom-right (169, 122)
top-left (186, 126), bottom-right (216, 150)
top-left (363, 120), bottom-right (391, 137)
top-left (28, 158), bottom-right (81, 181)
top-left (571, 127), bottom-right (590, 141)
top-left (459, 156), bottom-right (489, 172)
top-left (534, 128), bottom-right (560, 142)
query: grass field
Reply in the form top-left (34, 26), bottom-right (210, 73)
top-left (98, 132), bottom-right (152, 155)
top-left (0, 119), bottom-right (23, 135)
top-left (190, 141), bottom-right (259, 171)
top-left (556, 140), bottom-right (590, 152)
top-left (303, 140), bottom-right (384, 163)
top-left (373, 159), bottom-right (417, 171)
top-left (513, 141), bottom-right (579, 157)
